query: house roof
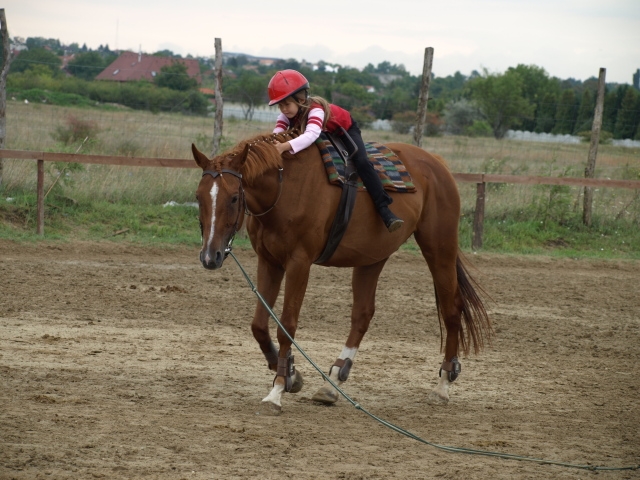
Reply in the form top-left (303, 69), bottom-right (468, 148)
top-left (95, 51), bottom-right (201, 83)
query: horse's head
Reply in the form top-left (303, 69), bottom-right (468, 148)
top-left (192, 143), bottom-right (247, 270)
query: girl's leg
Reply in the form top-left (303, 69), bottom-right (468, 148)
top-left (346, 121), bottom-right (403, 232)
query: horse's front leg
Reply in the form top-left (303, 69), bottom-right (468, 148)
top-left (260, 259), bottom-right (311, 414)
top-left (312, 259), bottom-right (388, 404)
top-left (250, 256), bottom-right (284, 371)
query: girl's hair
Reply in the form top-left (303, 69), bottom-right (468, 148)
top-left (291, 90), bottom-right (332, 131)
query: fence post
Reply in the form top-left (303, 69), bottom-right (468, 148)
top-left (37, 159), bottom-right (44, 236)
top-left (583, 67), bottom-right (606, 227)
top-left (211, 37), bottom-right (224, 156)
top-left (412, 47), bottom-right (434, 148)
top-left (472, 179), bottom-right (485, 250)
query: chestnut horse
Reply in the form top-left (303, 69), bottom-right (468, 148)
top-left (192, 130), bottom-right (491, 414)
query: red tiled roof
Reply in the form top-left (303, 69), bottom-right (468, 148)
top-left (95, 51), bottom-right (201, 83)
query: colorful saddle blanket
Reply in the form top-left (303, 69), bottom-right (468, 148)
top-left (315, 134), bottom-right (416, 193)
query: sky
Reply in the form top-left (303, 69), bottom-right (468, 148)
top-left (6, 0), bottom-right (640, 84)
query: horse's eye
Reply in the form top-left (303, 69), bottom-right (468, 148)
top-left (231, 195), bottom-right (239, 204)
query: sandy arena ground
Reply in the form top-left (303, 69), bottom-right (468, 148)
top-left (1, 240), bottom-right (639, 479)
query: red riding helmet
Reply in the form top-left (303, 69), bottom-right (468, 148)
top-left (267, 70), bottom-right (309, 105)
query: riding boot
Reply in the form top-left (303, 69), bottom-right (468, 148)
top-left (379, 206), bottom-right (404, 232)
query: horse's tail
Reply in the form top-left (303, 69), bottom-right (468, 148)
top-left (435, 252), bottom-right (493, 356)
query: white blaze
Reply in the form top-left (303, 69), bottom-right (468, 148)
top-left (205, 182), bottom-right (219, 263)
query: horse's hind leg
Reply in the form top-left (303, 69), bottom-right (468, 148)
top-left (312, 259), bottom-right (388, 404)
top-left (414, 225), bottom-right (464, 405)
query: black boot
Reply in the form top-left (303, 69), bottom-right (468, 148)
top-left (379, 207), bottom-right (404, 233)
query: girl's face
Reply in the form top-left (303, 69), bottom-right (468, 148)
top-left (278, 97), bottom-right (300, 119)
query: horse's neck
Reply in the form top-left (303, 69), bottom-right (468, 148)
top-left (245, 148), bottom-right (328, 216)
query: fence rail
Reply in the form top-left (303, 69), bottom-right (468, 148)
top-left (2, 149), bottom-right (639, 241)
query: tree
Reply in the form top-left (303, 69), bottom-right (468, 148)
top-left (25, 37), bottom-right (61, 51)
top-left (614, 87), bottom-right (640, 139)
top-left (9, 47), bottom-right (62, 76)
top-left (154, 61), bottom-right (197, 91)
top-left (573, 89), bottom-right (595, 134)
top-left (552, 89), bottom-right (577, 134)
top-left (602, 86), bottom-right (626, 133)
top-left (467, 69), bottom-right (534, 139)
top-left (507, 64), bottom-right (559, 132)
top-left (153, 49), bottom-right (179, 58)
top-left (223, 70), bottom-right (267, 120)
top-left (442, 98), bottom-right (482, 135)
top-left (534, 92), bottom-right (558, 133)
top-left (67, 51), bottom-right (106, 81)
top-left (430, 71), bottom-right (467, 101)
top-left (331, 81), bottom-right (372, 111)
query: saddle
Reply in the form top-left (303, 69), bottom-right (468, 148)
top-left (314, 130), bottom-right (416, 264)
top-left (314, 128), bottom-right (360, 265)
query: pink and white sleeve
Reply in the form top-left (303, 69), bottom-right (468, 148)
top-left (287, 108), bottom-right (325, 153)
top-left (273, 113), bottom-right (290, 133)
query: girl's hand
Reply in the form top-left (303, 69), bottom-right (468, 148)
top-left (272, 140), bottom-right (291, 155)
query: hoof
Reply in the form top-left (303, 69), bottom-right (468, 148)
top-left (257, 400), bottom-right (282, 416)
top-left (289, 370), bottom-right (304, 394)
top-left (426, 390), bottom-right (449, 406)
top-left (311, 385), bottom-right (339, 404)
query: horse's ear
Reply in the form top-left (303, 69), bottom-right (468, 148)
top-left (191, 143), bottom-right (209, 170)
top-left (231, 142), bottom-right (251, 170)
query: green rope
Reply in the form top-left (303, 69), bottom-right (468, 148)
top-left (228, 250), bottom-right (639, 472)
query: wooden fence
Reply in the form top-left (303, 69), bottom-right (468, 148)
top-left (2, 149), bottom-right (640, 246)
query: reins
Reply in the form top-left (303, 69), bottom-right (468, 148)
top-left (225, 246), bottom-right (638, 473)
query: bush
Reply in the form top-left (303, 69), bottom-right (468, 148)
top-left (350, 106), bottom-right (376, 129)
top-left (391, 111), bottom-right (415, 134)
top-left (52, 115), bottom-right (100, 145)
top-left (8, 72), bottom-right (209, 115)
top-left (465, 120), bottom-right (493, 137)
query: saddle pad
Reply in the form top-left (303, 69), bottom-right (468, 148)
top-left (315, 134), bottom-right (416, 193)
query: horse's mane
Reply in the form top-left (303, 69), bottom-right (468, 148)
top-left (223, 130), bottom-right (302, 184)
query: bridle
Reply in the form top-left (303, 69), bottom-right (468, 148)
top-left (244, 167), bottom-right (284, 217)
top-left (201, 169), bottom-right (244, 254)
top-left (201, 166), bottom-right (284, 254)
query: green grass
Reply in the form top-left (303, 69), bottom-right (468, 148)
top-left (1, 102), bottom-right (639, 260)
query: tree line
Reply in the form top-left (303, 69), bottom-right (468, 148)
top-left (5, 36), bottom-right (640, 141)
